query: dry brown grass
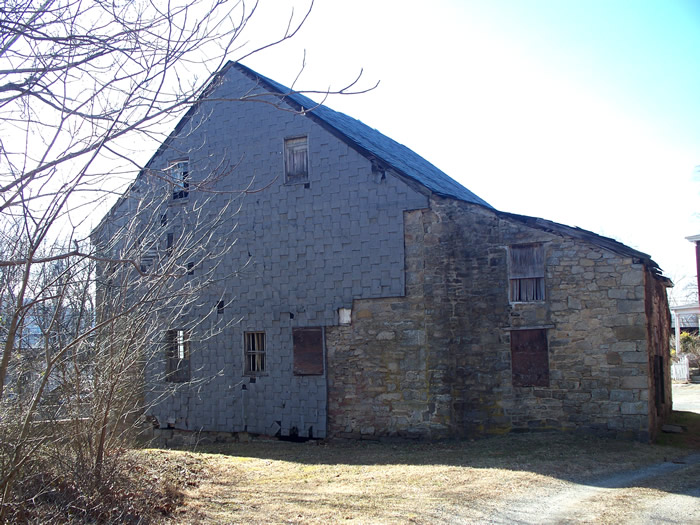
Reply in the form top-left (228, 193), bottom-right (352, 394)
top-left (146, 433), bottom-right (691, 524)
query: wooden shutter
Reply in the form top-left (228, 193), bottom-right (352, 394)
top-left (511, 329), bottom-right (549, 387)
top-left (509, 244), bottom-right (544, 279)
top-left (285, 137), bottom-right (308, 181)
top-left (293, 327), bottom-right (324, 375)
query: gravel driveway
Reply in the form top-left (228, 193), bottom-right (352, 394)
top-left (673, 383), bottom-right (700, 414)
top-left (481, 453), bottom-right (700, 524)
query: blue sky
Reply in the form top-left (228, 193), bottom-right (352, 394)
top-left (242, 0), bottom-right (700, 302)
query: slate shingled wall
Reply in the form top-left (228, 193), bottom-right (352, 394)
top-left (100, 66), bottom-right (427, 439)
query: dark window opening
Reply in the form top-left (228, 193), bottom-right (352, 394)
top-left (245, 332), bottom-right (266, 374)
top-left (160, 213), bottom-right (167, 227)
top-left (509, 244), bottom-right (545, 302)
top-left (284, 137), bottom-right (308, 183)
top-left (511, 328), bottom-right (549, 387)
top-left (166, 233), bottom-right (174, 257)
top-left (166, 329), bottom-right (190, 382)
top-left (653, 355), bottom-right (665, 414)
top-left (187, 262), bottom-right (194, 275)
top-left (293, 327), bottom-right (324, 375)
top-left (169, 160), bottom-right (189, 199)
top-left (217, 300), bottom-right (224, 315)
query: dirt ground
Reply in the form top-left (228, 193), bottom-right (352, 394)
top-left (150, 430), bottom-right (700, 525)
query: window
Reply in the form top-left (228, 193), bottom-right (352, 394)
top-left (244, 332), bottom-right (266, 374)
top-left (166, 329), bottom-right (190, 382)
top-left (166, 233), bottom-right (174, 257)
top-left (160, 213), bottom-right (167, 227)
top-left (217, 300), bottom-right (225, 315)
top-left (293, 327), bottom-right (324, 375)
top-left (511, 329), bottom-right (549, 387)
top-left (509, 244), bottom-right (545, 302)
top-left (284, 136), bottom-right (308, 183)
top-left (168, 160), bottom-right (189, 199)
top-left (653, 355), bottom-right (665, 414)
top-left (187, 262), bottom-right (194, 275)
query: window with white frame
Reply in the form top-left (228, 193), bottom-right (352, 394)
top-left (509, 244), bottom-right (545, 302)
top-left (284, 137), bottom-right (308, 183)
top-left (168, 160), bottom-right (189, 199)
top-left (166, 329), bottom-right (190, 382)
top-left (244, 331), bottom-right (266, 374)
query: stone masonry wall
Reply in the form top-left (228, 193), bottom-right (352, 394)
top-left (326, 196), bottom-right (667, 440)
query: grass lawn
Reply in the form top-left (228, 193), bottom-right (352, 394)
top-left (138, 429), bottom-right (696, 524)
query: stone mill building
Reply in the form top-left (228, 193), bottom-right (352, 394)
top-left (93, 62), bottom-right (672, 442)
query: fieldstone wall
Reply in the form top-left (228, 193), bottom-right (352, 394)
top-left (326, 196), bottom-right (670, 440)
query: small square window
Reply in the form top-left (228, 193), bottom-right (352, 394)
top-left (245, 332), bottom-right (266, 374)
top-left (511, 329), bottom-right (549, 387)
top-left (168, 160), bottom-right (189, 199)
top-left (166, 329), bottom-right (190, 382)
top-left (509, 244), bottom-right (545, 302)
top-left (284, 137), bottom-right (308, 183)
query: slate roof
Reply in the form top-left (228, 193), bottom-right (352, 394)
top-left (232, 62), bottom-right (492, 208)
top-left (498, 211), bottom-right (669, 281)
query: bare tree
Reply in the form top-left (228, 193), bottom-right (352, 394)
top-left (0, 0), bottom-right (372, 519)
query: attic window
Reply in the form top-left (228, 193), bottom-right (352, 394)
top-left (509, 244), bottom-right (545, 302)
top-left (169, 160), bottom-right (189, 199)
top-left (284, 137), bottom-right (308, 183)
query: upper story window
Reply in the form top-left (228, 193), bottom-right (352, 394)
top-left (168, 160), bottom-right (189, 199)
top-left (284, 136), bottom-right (308, 183)
top-left (509, 243), bottom-right (545, 302)
top-left (166, 329), bottom-right (190, 382)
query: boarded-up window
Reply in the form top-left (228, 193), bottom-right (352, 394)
top-left (293, 327), bottom-right (324, 375)
top-left (653, 355), bottom-right (665, 414)
top-left (511, 329), bottom-right (549, 387)
top-left (284, 137), bottom-right (308, 183)
top-left (166, 329), bottom-right (190, 382)
top-left (509, 244), bottom-right (545, 302)
top-left (245, 332), bottom-right (266, 374)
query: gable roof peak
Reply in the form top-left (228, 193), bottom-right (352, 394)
top-left (230, 61), bottom-right (492, 208)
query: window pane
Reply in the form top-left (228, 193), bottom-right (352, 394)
top-left (166, 329), bottom-right (190, 382)
top-left (169, 160), bottom-right (189, 199)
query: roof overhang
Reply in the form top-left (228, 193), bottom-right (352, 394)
top-left (671, 302), bottom-right (700, 316)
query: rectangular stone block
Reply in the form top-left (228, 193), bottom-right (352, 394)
top-left (621, 376), bottom-right (648, 389)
